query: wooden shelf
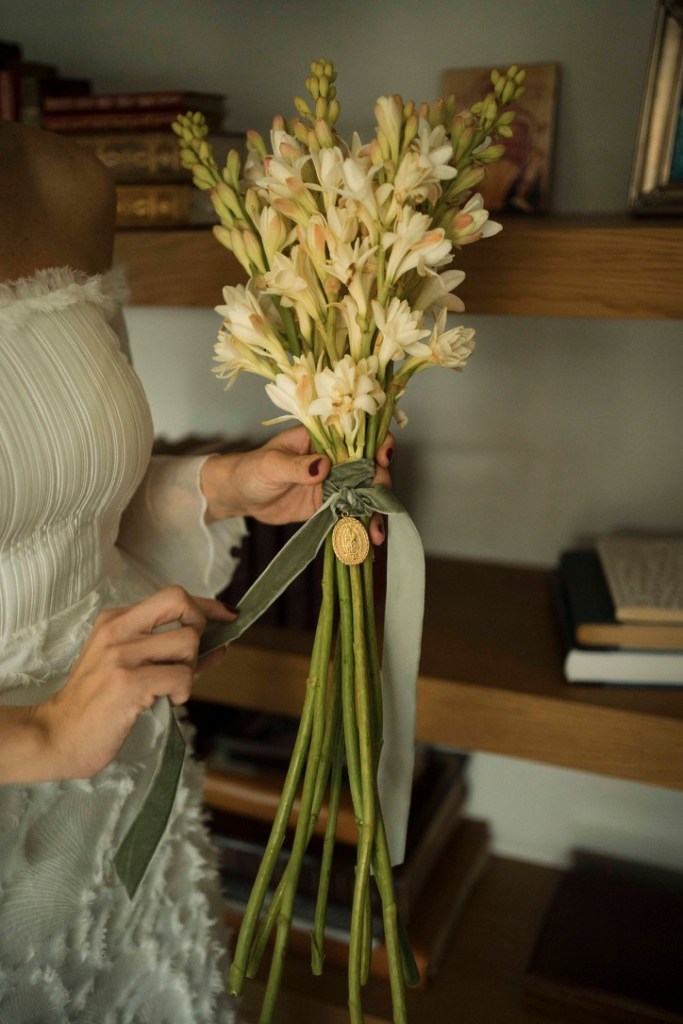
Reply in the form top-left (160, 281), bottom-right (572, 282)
top-left (114, 215), bottom-right (683, 319)
top-left (192, 557), bottom-right (683, 791)
top-left (238, 856), bottom-right (561, 1024)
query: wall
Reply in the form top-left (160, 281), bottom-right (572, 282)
top-left (4, 0), bottom-right (683, 870)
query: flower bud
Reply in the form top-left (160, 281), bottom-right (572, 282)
top-left (294, 96), bottom-right (313, 121)
top-left (212, 225), bottom-right (234, 251)
top-left (247, 129), bottom-right (267, 160)
top-left (315, 117), bottom-right (335, 148)
top-left (328, 98), bottom-right (341, 125)
top-left (216, 181), bottom-right (243, 219)
top-left (192, 165), bottom-right (216, 190)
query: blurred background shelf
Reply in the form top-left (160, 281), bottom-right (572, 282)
top-left (193, 557), bottom-right (683, 792)
top-left (114, 215), bottom-right (683, 319)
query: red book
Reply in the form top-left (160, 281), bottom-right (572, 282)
top-left (42, 90), bottom-right (224, 113)
top-left (42, 108), bottom-right (224, 134)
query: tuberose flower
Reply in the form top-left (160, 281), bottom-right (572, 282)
top-left (382, 208), bottom-right (453, 284)
top-left (308, 354), bottom-right (385, 450)
top-left (371, 297), bottom-right (431, 372)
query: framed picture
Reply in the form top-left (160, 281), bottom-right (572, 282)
top-left (440, 63), bottom-right (560, 214)
top-left (630, 0), bottom-right (683, 214)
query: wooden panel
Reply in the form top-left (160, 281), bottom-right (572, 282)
top-left (114, 229), bottom-right (246, 306)
top-left (192, 558), bottom-right (683, 790)
top-left (457, 216), bottom-right (683, 319)
top-left (114, 216), bottom-right (683, 318)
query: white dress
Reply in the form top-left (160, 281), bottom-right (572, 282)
top-left (0, 267), bottom-right (247, 1023)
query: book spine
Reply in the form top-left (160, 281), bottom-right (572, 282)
top-left (74, 133), bottom-right (188, 181)
top-left (115, 184), bottom-right (193, 228)
top-left (70, 131), bottom-right (245, 183)
top-left (43, 109), bottom-right (219, 133)
top-left (0, 69), bottom-right (18, 121)
top-left (42, 91), bottom-right (222, 113)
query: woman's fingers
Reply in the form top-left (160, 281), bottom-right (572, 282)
top-left (115, 626), bottom-right (202, 669)
top-left (92, 588), bottom-right (236, 648)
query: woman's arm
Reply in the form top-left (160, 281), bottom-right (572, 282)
top-left (0, 589), bottom-right (235, 785)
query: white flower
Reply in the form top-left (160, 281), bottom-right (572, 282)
top-left (258, 207), bottom-right (293, 262)
top-left (371, 297), bottom-right (431, 372)
top-left (336, 295), bottom-right (364, 361)
top-left (374, 95), bottom-right (403, 163)
top-left (448, 193), bottom-right (502, 246)
top-left (215, 284), bottom-right (290, 371)
top-left (263, 247), bottom-right (327, 331)
top-left (309, 355), bottom-right (385, 447)
top-left (213, 331), bottom-right (276, 388)
top-left (410, 268), bottom-right (466, 314)
top-left (264, 352), bottom-right (319, 427)
top-left (313, 145), bottom-right (350, 194)
top-left (382, 208), bottom-right (453, 283)
top-left (428, 308), bottom-right (476, 369)
top-left (391, 120), bottom-right (456, 206)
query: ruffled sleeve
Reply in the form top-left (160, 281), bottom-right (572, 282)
top-left (106, 266), bottom-right (248, 598)
top-left (116, 454), bottom-right (248, 599)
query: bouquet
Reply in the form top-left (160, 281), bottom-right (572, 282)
top-left (173, 59), bottom-right (524, 1024)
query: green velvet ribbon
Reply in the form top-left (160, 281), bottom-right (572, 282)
top-left (114, 460), bottom-right (425, 898)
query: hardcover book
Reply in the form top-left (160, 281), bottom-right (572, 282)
top-left (115, 183), bottom-right (218, 228)
top-left (597, 536), bottom-right (683, 625)
top-left (551, 576), bottom-right (683, 685)
top-left (559, 550), bottom-right (683, 650)
top-left (43, 107), bottom-right (224, 134)
top-left (42, 89), bottom-right (224, 113)
top-left (68, 131), bottom-right (246, 183)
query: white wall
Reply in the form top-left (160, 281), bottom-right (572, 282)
top-left (5, 0), bottom-right (683, 870)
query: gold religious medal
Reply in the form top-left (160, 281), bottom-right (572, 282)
top-left (332, 515), bottom-right (370, 565)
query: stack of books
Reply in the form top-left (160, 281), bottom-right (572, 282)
top-left (42, 89), bottom-right (245, 228)
top-left (188, 704), bottom-right (490, 985)
top-left (0, 39), bottom-right (91, 125)
top-left (553, 536), bottom-right (683, 686)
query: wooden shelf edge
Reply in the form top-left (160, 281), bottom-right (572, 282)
top-left (193, 648), bottom-right (683, 792)
top-left (114, 215), bottom-right (683, 319)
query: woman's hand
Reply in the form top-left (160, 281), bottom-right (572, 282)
top-left (27, 587), bottom-right (235, 782)
top-left (200, 426), bottom-right (395, 545)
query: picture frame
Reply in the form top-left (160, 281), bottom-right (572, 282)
top-left (440, 63), bottom-right (560, 214)
top-left (629, 0), bottom-right (683, 214)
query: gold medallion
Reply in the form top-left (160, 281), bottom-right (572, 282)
top-left (332, 516), bottom-right (370, 565)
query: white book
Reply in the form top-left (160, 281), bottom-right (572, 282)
top-left (564, 646), bottom-right (683, 685)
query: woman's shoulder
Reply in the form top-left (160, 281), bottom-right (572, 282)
top-left (0, 122), bottom-right (116, 279)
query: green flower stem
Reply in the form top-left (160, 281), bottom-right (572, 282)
top-left (258, 537), bottom-right (336, 1024)
top-left (312, 700), bottom-right (344, 974)
top-left (247, 641), bottom-right (342, 979)
top-left (277, 302), bottom-right (302, 357)
top-left (361, 550), bottom-right (384, 759)
top-left (228, 548), bottom-right (333, 998)
top-left (372, 811), bottom-right (416, 1019)
top-left (323, 306), bottom-right (339, 366)
top-left (347, 563), bottom-right (377, 1023)
top-left (335, 561), bottom-right (362, 815)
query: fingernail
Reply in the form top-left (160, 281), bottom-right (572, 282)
top-left (386, 447), bottom-right (394, 463)
top-left (309, 458), bottom-right (322, 477)
top-left (222, 601), bottom-right (239, 615)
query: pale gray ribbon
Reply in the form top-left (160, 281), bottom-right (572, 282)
top-left (114, 460), bottom-right (424, 897)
